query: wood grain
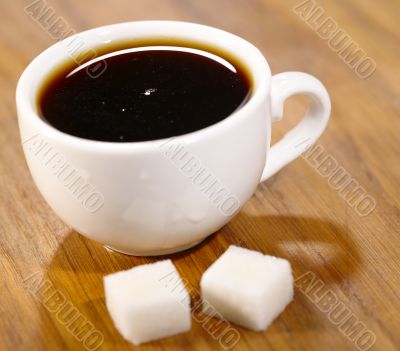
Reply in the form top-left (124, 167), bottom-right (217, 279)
top-left (0, 0), bottom-right (399, 350)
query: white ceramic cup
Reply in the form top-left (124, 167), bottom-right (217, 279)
top-left (17, 21), bottom-right (330, 256)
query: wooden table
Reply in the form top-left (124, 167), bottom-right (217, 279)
top-left (1, 0), bottom-right (399, 350)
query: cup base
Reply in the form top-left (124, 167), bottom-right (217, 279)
top-left (104, 239), bottom-right (204, 257)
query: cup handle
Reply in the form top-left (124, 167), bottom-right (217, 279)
top-left (260, 72), bottom-right (331, 182)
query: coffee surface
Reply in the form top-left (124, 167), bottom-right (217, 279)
top-left (38, 48), bottom-right (250, 142)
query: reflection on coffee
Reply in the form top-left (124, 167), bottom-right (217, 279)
top-left (38, 44), bottom-right (251, 142)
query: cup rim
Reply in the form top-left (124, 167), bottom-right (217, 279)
top-left (16, 20), bottom-right (271, 151)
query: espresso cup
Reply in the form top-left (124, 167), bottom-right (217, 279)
top-left (17, 21), bottom-right (330, 255)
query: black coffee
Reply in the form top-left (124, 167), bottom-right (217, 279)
top-left (38, 46), bottom-right (251, 142)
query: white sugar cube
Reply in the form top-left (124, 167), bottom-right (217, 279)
top-left (104, 260), bottom-right (191, 345)
top-left (200, 245), bottom-right (293, 331)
